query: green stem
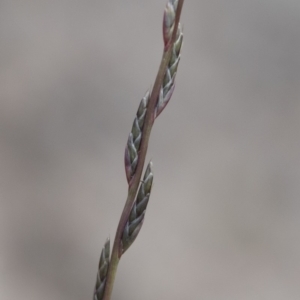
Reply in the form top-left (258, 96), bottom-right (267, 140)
top-left (102, 1), bottom-right (184, 299)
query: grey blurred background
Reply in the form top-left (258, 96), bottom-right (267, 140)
top-left (1, 0), bottom-right (299, 299)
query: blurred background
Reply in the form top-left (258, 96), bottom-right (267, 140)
top-left (1, 0), bottom-right (300, 299)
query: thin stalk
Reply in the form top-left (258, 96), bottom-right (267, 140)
top-left (102, 1), bottom-right (184, 299)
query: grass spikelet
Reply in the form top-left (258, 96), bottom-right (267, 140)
top-left (94, 239), bottom-right (110, 300)
top-left (121, 162), bottom-right (153, 253)
top-left (125, 91), bottom-right (150, 183)
top-left (163, 0), bottom-right (179, 45)
top-left (155, 23), bottom-right (183, 118)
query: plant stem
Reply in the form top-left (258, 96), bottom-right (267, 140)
top-left (102, 1), bottom-right (184, 299)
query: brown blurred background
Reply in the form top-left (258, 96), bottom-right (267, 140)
top-left (1, 1), bottom-right (300, 299)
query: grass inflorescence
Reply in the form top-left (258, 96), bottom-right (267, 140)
top-left (93, 1), bottom-right (184, 299)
